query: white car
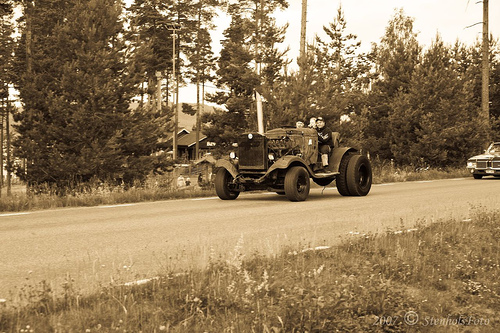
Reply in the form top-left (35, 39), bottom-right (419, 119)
top-left (466, 142), bottom-right (500, 179)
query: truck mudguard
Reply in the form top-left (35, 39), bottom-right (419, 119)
top-left (330, 147), bottom-right (358, 173)
top-left (215, 159), bottom-right (240, 179)
top-left (264, 155), bottom-right (312, 176)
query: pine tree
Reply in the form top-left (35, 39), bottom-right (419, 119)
top-left (203, 10), bottom-right (259, 154)
top-left (305, 5), bottom-right (372, 144)
top-left (125, 0), bottom-right (177, 110)
top-left (204, 0), bottom-right (289, 143)
top-left (457, 39), bottom-right (500, 136)
top-left (390, 36), bottom-right (483, 166)
top-left (251, 0), bottom-right (289, 130)
top-left (364, 9), bottom-right (421, 160)
top-left (0, 1), bottom-right (14, 99)
top-left (182, 0), bottom-right (218, 158)
top-left (13, 0), bottom-right (159, 188)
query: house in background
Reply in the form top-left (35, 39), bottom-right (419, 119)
top-left (160, 127), bottom-right (216, 161)
top-left (177, 131), bottom-right (216, 161)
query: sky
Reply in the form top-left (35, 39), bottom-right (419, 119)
top-left (13, 1), bottom-right (499, 104)
top-left (186, 0), bottom-right (500, 103)
top-left (274, 0), bottom-right (499, 59)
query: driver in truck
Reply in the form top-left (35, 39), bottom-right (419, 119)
top-left (315, 117), bottom-right (334, 172)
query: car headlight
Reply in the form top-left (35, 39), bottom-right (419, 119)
top-left (268, 153), bottom-right (275, 161)
top-left (467, 161), bottom-right (476, 168)
top-left (229, 151), bottom-right (236, 159)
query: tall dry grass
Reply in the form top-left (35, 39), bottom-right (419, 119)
top-left (0, 174), bottom-right (215, 212)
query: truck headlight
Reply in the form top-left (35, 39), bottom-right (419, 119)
top-left (230, 152), bottom-right (236, 159)
top-left (268, 153), bottom-right (275, 161)
top-left (467, 161), bottom-right (476, 168)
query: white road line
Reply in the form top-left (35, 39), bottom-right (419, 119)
top-left (0, 212), bottom-right (30, 217)
top-left (98, 204), bottom-right (137, 209)
top-left (191, 196), bottom-right (218, 201)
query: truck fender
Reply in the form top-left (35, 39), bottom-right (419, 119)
top-left (265, 156), bottom-right (311, 176)
top-left (330, 147), bottom-right (358, 173)
top-left (215, 159), bottom-right (240, 179)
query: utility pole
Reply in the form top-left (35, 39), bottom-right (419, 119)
top-left (5, 98), bottom-right (10, 196)
top-left (255, 0), bottom-right (264, 134)
top-left (167, 23), bottom-right (182, 160)
top-left (0, 98), bottom-right (3, 198)
top-left (299, 0), bottom-right (308, 68)
top-left (195, 3), bottom-right (202, 161)
top-left (155, 71), bottom-right (162, 114)
top-left (482, 0), bottom-right (489, 130)
top-left (24, 0), bottom-right (33, 192)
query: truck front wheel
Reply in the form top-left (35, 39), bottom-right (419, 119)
top-left (284, 166), bottom-right (310, 201)
top-left (215, 168), bottom-right (240, 200)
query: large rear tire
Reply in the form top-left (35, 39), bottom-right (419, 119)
top-left (284, 166), bottom-right (310, 201)
top-left (215, 168), bottom-right (240, 200)
top-left (336, 154), bottom-right (352, 196)
top-left (346, 155), bottom-right (372, 196)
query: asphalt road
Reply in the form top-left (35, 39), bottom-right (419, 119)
top-left (1, 177), bottom-right (499, 299)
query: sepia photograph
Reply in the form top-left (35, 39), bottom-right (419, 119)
top-left (0, 0), bottom-right (499, 331)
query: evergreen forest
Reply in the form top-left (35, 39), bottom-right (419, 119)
top-left (0, 0), bottom-right (499, 190)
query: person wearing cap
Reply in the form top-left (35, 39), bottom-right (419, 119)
top-left (296, 120), bottom-right (305, 128)
top-left (315, 117), bottom-right (334, 171)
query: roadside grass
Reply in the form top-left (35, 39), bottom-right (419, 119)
top-left (0, 176), bottom-right (216, 212)
top-left (1, 208), bottom-right (498, 332)
top-left (0, 165), bottom-right (471, 212)
top-left (371, 161), bottom-right (470, 184)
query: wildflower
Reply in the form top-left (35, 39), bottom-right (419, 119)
top-left (226, 235), bottom-right (245, 271)
top-left (314, 264), bottom-right (325, 278)
top-left (227, 281), bottom-right (236, 294)
top-left (257, 270), bottom-right (269, 292)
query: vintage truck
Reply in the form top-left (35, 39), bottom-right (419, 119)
top-left (214, 127), bottom-right (372, 201)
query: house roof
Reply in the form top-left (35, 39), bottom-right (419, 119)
top-left (164, 128), bottom-right (190, 142)
top-left (177, 132), bottom-right (208, 147)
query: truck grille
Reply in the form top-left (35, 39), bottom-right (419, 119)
top-left (238, 134), bottom-right (266, 170)
top-left (477, 160), bottom-right (488, 168)
top-left (476, 160), bottom-right (500, 169)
